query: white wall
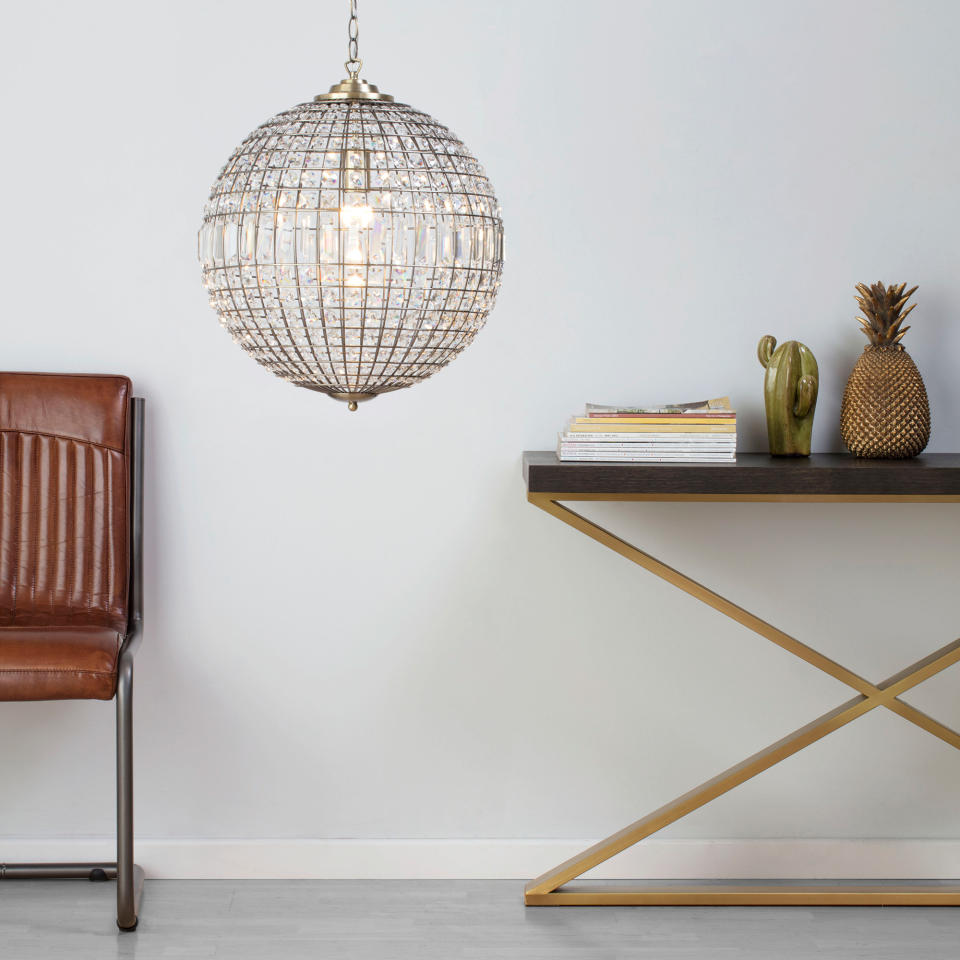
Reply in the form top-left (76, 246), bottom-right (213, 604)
top-left (2, 0), bottom-right (960, 878)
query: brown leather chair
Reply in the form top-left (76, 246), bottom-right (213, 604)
top-left (0, 372), bottom-right (144, 930)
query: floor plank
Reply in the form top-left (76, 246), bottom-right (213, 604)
top-left (3, 880), bottom-right (960, 958)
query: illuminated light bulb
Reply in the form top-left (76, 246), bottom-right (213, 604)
top-left (340, 204), bottom-right (373, 227)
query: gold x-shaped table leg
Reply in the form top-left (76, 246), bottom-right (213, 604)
top-left (525, 493), bottom-right (960, 906)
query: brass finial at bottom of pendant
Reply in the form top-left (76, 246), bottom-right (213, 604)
top-left (330, 392), bottom-right (376, 411)
top-left (293, 383), bottom-right (379, 410)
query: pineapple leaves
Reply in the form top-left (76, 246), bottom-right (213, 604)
top-left (887, 303), bottom-right (917, 340)
top-left (853, 281), bottom-right (918, 345)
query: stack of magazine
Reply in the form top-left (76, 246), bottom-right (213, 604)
top-left (558, 397), bottom-right (737, 463)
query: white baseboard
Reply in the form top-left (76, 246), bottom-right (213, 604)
top-left (4, 838), bottom-right (960, 880)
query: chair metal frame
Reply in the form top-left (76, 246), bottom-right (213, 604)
top-left (0, 397), bottom-right (145, 931)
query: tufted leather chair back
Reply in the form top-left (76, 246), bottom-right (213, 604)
top-left (0, 373), bottom-right (131, 632)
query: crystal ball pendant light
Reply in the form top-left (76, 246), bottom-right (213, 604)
top-left (198, 1), bottom-right (504, 410)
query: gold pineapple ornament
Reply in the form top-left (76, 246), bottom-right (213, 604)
top-left (840, 282), bottom-right (930, 458)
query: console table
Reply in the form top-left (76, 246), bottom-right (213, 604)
top-left (522, 452), bottom-right (960, 906)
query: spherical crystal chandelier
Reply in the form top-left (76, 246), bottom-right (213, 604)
top-left (198, 1), bottom-right (504, 411)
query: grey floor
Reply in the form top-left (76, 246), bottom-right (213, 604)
top-left (3, 880), bottom-right (960, 959)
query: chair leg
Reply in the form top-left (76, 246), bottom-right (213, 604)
top-left (1, 641), bottom-right (144, 928)
top-left (1, 659), bottom-right (145, 929)
top-left (115, 649), bottom-right (142, 931)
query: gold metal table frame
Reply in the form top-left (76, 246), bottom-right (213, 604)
top-left (524, 480), bottom-right (960, 907)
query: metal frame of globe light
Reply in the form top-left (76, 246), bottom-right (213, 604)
top-left (199, 68), bottom-right (504, 411)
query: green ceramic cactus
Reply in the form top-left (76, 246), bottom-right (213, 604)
top-left (757, 335), bottom-right (819, 456)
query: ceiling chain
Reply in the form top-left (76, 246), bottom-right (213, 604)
top-left (345, 0), bottom-right (362, 78)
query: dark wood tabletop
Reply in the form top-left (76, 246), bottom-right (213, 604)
top-left (522, 451), bottom-right (960, 498)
